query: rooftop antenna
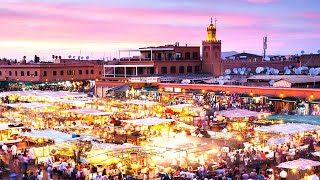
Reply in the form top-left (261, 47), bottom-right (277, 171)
top-left (263, 36), bottom-right (267, 61)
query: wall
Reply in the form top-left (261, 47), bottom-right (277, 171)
top-left (0, 64), bottom-right (103, 82)
top-left (158, 83), bottom-right (319, 98)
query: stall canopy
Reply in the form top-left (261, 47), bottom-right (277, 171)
top-left (67, 109), bottom-right (113, 116)
top-left (121, 117), bottom-right (175, 126)
top-left (3, 102), bottom-right (52, 109)
top-left (217, 109), bottom-right (267, 118)
top-left (123, 100), bottom-right (158, 106)
top-left (267, 115), bottom-right (320, 125)
top-left (91, 142), bottom-right (140, 151)
top-left (267, 136), bottom-right (291, 146)
top-left (166, 104), bottom-right (192, 109)
top-left (0, 124), bottom-right (23, 131)
top-left (256, 123), bottom-right (319, 134)
top-left (312, 151), bottom-right (320, 157)
top-left (23, 130), bottom-right (76, 143)
top-left (277, 158), bottom-right (320, 170)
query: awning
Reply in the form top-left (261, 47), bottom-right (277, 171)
top-left (238, 93), bottom-right (251, 98)
top-left (142, 86), bottom-right (159, 92)
top-left (312, 99), bottom-right (320, 104)
top-left (265, 94), bottom-right (282, 101)
top-left (282, 96), bottom-right (299, 103)
top-left (277, 158), bottom-right (320, 170)
top-left (107, 84), bottom-right (130, 93)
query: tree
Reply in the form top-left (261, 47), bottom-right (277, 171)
top-left (59, 56), bottom-right (62, 60)
top-left (318, 50), bottom-right (320, 54)
top-left (55, 56), bottom-right (58, 59)
top-left (301, 50), bottom-right (305, 55)
top-left (52, 55), bottom-right (55, 60)
top-left (68, 55), bottom-right (72, 59)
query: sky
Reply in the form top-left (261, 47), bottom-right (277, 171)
top-left (0, 0), bottom-right (320, 60)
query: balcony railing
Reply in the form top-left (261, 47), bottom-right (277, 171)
top-left (119, 57), bottom-right (200, 61)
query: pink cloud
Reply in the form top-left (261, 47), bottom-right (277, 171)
top-left (301, 11), bottom-right (320, 19)
top-left (0, 1), bottom-right (318, 58)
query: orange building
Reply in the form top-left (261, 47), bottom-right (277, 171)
top-left (0, 61), bottom-right (103, 83)
top-left (104, 44), bottom-right (202, 78)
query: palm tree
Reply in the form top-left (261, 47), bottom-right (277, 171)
top-left (59, 56), bottom-right (62, 60)
top-left (301, 50), bottom-right (305, 55)
top-left (52, 55), bottom-right (55, 60)
top-left (68, 55), bottom-right (72, 59)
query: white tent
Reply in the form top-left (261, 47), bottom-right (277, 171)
top-left (123, 100), bottom-right (158, 106)
top-left (167, 104), bottom-right (192, 109)
top-left (67, 109), bottom-right (113, 116)
top-left (3, 102), bottom-right (52, 109)
top-left (303, 175), bottom-right (319, 180)
top-left (256, 123), bottom-right (319, 134)
top-left (121, 117), bottom-right (175, 126)
top-left (277, 158), bottom-right (320, 170)
top-left (312, 151), bottom-right (320, 157)
top-left (217, 109), bottom-right (267, 118)
top-left (23, 130), bottom-right (76, 143)
top-left (267, 136), bottom-right (291, 145)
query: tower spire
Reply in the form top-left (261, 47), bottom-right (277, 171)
top-left (211, 17), bottom-right (213, 24)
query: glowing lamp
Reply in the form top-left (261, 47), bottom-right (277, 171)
top-left (310, 95), bottom-right (314, 100)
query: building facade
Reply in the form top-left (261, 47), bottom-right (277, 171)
top-left (0, 61), bottom-right (103, 83)
top-left (104, 44), bottom-right (202, 78)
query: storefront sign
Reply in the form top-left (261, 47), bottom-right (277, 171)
top-left (129, 77), bottom-right (159, 83)
top-left (164, 87), bottom-right (173, 92)
top-left (174, 88), bottom-right (181, 93)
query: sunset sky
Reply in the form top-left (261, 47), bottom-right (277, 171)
top-left (0, 0), bottom-right (319, 60)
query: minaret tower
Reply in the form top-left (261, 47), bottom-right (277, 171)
top-left (207, 18), bottom-right (217, 42)
top-left (202, 18), bottom-right (222, 76)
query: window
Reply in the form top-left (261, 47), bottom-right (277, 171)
top-left (60, 70), bottom-right (64, 76)
top-left (9, 71), bottom-right (12, 76)
top-left (185, 52), bottom-right (191, 60)
top-left (27, 71), bottom-right (30, 76)
top-left (91, 70), bottom-right (94, 74)
top-left (147, 67), bottom-right (155, 74)
top-left (187, 66), bottom-right (193, 73)
top-left (156, 53), bottom-right (162, 60)
top-left (34, 71), bottom-right (38, 76)
top-left (99, 71), bottom-right (101, 75)
top-left (15, 71), bottom-right (17, 76)
top-left (167, 53), bottom-right (173, 60)
top-left (53, 71), bottom-right (57, 76)
top-left (0, 71), bottom-right (1, 76)
top-left (79, 70), bottom-right (83, 75)
top-left (67, 70), bottom-right (75, 75)
top-left (193, 52), bottom-right (199, 59)
top-left (21, 71), bottom-right (25, 76)
top-left (179, 66), bottom-right (185, 73)
top-left (170, 66), bottom-right (176, 74)
top-left (43, 71), bottom-right (47, 76)
top-left (86, 70), bottom-right (89, 74)
top-left (195, 66), bottom-right (200, 73)
top-left (161, 67), bottom-right (167, 74)
top-left (176, 53), bottom-right (182, 60)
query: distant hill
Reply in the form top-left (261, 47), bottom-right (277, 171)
top-left (222, 51), bottom-right (238, 59)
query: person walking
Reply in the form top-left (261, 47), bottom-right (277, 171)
top-left (10, 144), bottom-right (17, 160)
